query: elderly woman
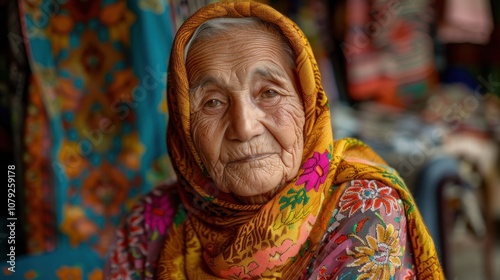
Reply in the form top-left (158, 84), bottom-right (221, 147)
top-left (105, 1), bottom-right (443, 279)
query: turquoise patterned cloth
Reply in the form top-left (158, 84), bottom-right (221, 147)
top-left (2, 0), bottom-right (181, 279)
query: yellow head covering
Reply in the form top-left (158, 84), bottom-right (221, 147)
top-left (160, 1), bottom-right (443, 279)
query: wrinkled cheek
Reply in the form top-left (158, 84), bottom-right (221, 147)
top-left (281, 111), bottom-right (305, 151)
top-left (273, 108), bottom-right (304, 145)
top-left (191, 118), bottom-right (224, 176)
top-left (277, 129), bottom-right (304, 180)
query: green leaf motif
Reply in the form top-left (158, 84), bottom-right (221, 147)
top-left (298, 239), bottom-right (311, 257)
top-left (329, 184), bottom-right (339, 194)
top-left (381, 171), bottom-right (406, 190)
top-left (345, 138), bottom-right (367, 148)
top-left (279, 188), bottom-right (309, 211)
top-left (173, 205), bottom-right (187, 227)
top-left (401, 198), bottom-right (415, 215)
top-left (151, 229), bottom-right (159, 241)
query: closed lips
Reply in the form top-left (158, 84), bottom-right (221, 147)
top-left (228, 153), bottom-right (276, 164)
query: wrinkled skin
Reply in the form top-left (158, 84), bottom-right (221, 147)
top-left (187, 28), bottom-right (305, 203)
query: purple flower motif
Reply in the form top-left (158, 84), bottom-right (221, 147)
top-left (144, 195), bottom-right (174, 235)
top-left (296, 151), bottom-right (330, 192)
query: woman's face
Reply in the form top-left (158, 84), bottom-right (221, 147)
top-left (187, 27), bottom-right (305, 199)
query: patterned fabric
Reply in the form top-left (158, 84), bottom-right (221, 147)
top-left (107, 1), bottom-right (443, 279)
top-left (106, 179), bottom-right (417, 279)
top-left (2, 0), bottom-right (177, 279)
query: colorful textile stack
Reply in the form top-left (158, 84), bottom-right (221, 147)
top-left (343, 0), bottom-right (437, 109)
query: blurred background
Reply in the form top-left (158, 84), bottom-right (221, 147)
top-left (1, 0), bottom-right (499, 279)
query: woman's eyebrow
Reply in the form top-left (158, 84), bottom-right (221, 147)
top-left (189, 76), bottom-right (218, 94)
top-left (252, 66), bottom-right (291, 87)
top-left (253, 66), bottom-right (287, 80)
top-left (189, 65), bottom-right (289, 95)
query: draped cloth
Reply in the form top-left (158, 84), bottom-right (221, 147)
top-left (2, 0), bottom-right (176, 279)
top-left (159, 1), bottom-right (443, 279)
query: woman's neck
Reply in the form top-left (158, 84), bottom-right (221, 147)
top-left (233, 183), bottom-right (283, 205)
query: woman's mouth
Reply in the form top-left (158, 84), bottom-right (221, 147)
top-left (228, 153), bottom-right (275, 164)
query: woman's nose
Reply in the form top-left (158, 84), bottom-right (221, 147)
top-left (226, 99), bottom-right (265, 142)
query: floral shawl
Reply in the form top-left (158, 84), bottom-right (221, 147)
top-left (157, 1), bottom-right (443, 279)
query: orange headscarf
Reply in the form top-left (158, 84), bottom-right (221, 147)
top-left (160, 1), bottom-right (443, 279)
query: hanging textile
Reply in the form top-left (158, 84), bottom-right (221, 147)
top-left (2, 0), bottom-right (178, 278)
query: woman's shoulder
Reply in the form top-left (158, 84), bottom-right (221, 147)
top-left (324, 179), bottom-right (406, 242)
top-left (306, 179), bottom-right (415, 279)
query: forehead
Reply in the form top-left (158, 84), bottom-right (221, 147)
top-left (193, 28), bottom-right (284, 53)
top-left (187, 20), bottom-right (289, 53)
top-left (186, 28), bottom-right (294, 83)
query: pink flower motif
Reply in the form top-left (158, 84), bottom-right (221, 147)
top-left (296, 151), bottom-right (330, 192)
top-left (144, 195), bottom-right (174, 235)
top-left (339, 180), bottom-right (399, 216)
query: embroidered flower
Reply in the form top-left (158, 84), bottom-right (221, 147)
top-left (339, 180), bottom-right (399, 216)
top-left (347, 224), bottom-right (402, 279)
top-left (296, 151), bottom-right (329, 192)
top-left (144, 194), bottom-right (174, 235)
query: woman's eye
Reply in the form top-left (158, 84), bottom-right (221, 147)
top-left (262, 89), bottom-right (279, 99)
top-left (204, 99), bottom-right (221, 108)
